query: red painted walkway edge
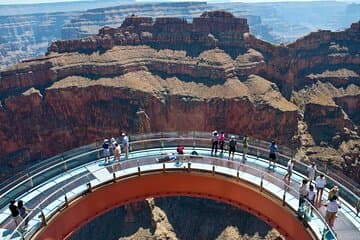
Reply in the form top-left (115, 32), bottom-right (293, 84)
top-left (36, 172), bottom-right (313, 240)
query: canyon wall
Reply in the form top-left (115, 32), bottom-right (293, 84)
top-left (0, 11), bottom-right (359, 183)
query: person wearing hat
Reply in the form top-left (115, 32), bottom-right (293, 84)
top-left (102, 139), bottom-right (110, 164)
top-left (122, 133), bottom-right (129, 159)
top-left (211, 131), bottom-right (219, 155)
top-left (228, 136), bottom-right (237, 160)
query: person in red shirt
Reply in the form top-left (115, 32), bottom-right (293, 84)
top-left (176, 145), bottom-right (184, 154)
top-left (219, 131), bottom-right (225, 153)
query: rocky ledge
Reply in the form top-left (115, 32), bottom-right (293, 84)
top-left (0, 11), bottom-right (359, 184)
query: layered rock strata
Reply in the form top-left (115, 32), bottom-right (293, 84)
top-left (0, 11), bottom-right (359, 184)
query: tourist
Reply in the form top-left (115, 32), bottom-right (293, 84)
top-left (315, 174), bottom-right (327, 205)
top-left (176, 144), bottom-right (184, 154)
top-left (307, 184), bottom-right (315, 216)
top-left (9, 200), bottom-right (23, 228)
top-left (299, 179), bottom-right (309, 208)
top-left (218, 131), bottom-right (225, 153)
top-left (268, 141), bottom-right (277, 170)
top-left (284, 159), bottom-right (295, 182)
top-left (211, 131), bottom-right (218, 155)
top-left (114, 143), bottom-right (121, 162)
top-left (102, 139), bottom-right (110, 164)
top-left (122, 133), bottom-right (129, 159)
top-left (17, 200), bottom-right (31, 229)
top-left (307, 162), bottom-right (317, 184)
top-left (157, 152), bottom-right (177, 163)
top-left (110, 137), bottom-right (117, 155)
top-left (328, 186), bottom-right (339, 200)
top-left (324, 195), bottom-right (341, 228)
top-left (242, 135), bottom-right (249, 162)
top-left (228, 136), bottom-right (237, 160)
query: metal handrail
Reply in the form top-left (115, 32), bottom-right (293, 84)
top-left (0, 134), bottom-right (358, 208)
top-left (0, 132), bottom-right (357, 240)
top-left (8, 153), bottom-right (337, 240)
top-left (1, 131), bottom-right (358, 196)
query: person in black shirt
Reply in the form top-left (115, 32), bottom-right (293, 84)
top-left (9, 200), bottom-right (23, 228)
top-left (228, 136), bottom-right (237, 160)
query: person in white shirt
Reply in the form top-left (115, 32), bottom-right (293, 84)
top-left (315, 174), bottom-right (326, 205)
top-left (299, 179), bottom-right (309, 207)
top-left (122, 133), bottom-right (129, 159)
top-left (284, 159), bottom-right (295, 182)
top-left (307, 184), bottom-right (315, 216)
top-left (114, 143), bottom-right (121, 162)
top-left (324, 195), bottom-right (341, 228)
top-left (307, 162), bottom-right (317, 184)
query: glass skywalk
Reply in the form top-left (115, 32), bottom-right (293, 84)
top-left (0, 132), bottom-right (358, 240)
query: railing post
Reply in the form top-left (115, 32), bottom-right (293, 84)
top-left (161, 141), bottom-right (164, 149)
top-left (113, 172), bottom-right (116, 182)
top-left (260, 175), bottom-right (264, 192)
top-left (87, 182), bottom-right (92, 193)
top-left (256, 149), bottom-right (259, 160)
top-left (187, 162), bottom-right (191, 172)
top-left (212, 165), bottom-right (215, 175)
top-left (163, 163), bottom-right (166, 172)
top-left (65, 194), bottom-right (69, 207)
top-left (29, 177), bottom-right (34, 188)
top-left (282, 191), bottom-right (286, 206)
top-left (137, 160), bottom-right (141, 176)
top-left (40, 210), bottom-right (47, 226)
top-left (64, 161), bottom-right (67, 171)
top-left (237, 170), bottom-right (239, 181)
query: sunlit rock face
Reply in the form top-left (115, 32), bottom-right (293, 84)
top-left (0, 11), bottom-right (359, 183)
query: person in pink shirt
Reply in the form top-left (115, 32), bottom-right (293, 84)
top-left (218, 131), bottom-right (225, 153)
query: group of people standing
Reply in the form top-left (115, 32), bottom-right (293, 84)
top-left (210, 131), bottom-right (249, 161)
top-left (9, 200), bottom-right (31, 230)
top-left (102, 133), bottom-right (129, 164)
top-left (288, 159), bottom-right (343, 229)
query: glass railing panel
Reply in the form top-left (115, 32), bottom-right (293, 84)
top-left (0, 132), bottom-right (357, 240)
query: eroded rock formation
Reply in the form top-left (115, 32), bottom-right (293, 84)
top-left (0, 11), bottom-right (359, 184)
top-left (69, 197), bottom-right (283, 240)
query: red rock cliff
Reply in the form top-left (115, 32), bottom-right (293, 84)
top-left (0, 11), bottom-right (359, 182)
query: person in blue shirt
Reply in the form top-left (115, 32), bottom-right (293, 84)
top-left (268, 141), bottom-right (277, 170)
top-left (156, 152), bottom-right (177, 163)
